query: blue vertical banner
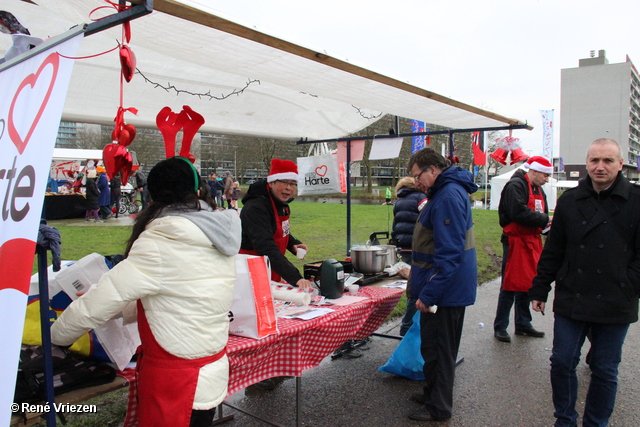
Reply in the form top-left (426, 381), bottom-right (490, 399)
top-left (559, 157), bottom-right (564, 172)
top-left (411, 120), bottom-right (426, 153)
top-left (637, 156), bottom-right (640, 171)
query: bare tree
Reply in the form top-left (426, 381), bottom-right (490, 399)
top-left (75, 125), bottom-right (110, 149)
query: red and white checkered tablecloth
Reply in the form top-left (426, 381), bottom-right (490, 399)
top-left (225, 286), bottom-right (403, 396)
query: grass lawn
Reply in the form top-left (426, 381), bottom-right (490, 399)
top-left (29, 202), bottom-right (502, 427)
top-left (44, 202), bottom-right (503, 319)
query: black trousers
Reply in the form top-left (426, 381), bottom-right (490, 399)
top-left (420, 306), bottom-right (466, 420)
top-left (190, 407), bottom-right (216, 427)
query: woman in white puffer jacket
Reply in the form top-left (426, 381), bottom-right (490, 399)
top-left (51, 157), bottom-right (241, 427)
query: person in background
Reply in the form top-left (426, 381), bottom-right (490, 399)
top-left (96, 166), bottom-right (111, 220)
top-left (530, 138), bottom-right (640, 427)
top-left (207, 173), bottom-right (220, 208)
top-left (384, 186), bottom-right (392, 205)
top-left (391, 176), bottom-right (427, 336)
top-left (215, 174), bottom-right (224, 207)
top-left (223, 171), bottom-right (234, 209)
top-left (133, 169), bottom-right (148, 210)
top-left (46, 175), bottom-right (59, 193)
top-left (84, 170), bottom-right (100, 222)
top-left (240, 159), bottom-right (311, 289)
top-left (110, 173), bottom-right (122, 219)
top-left (51, 157), bottom-right (242, 427)
top-left (407, 147), bottom-right (477, 422)
top-left (493, 156), bottom-right (551, 343)
top-left (231, 181), bottom-right (240, 210)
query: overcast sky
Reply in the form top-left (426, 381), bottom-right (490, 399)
top-left (201, 0), bottom-right (640, 158)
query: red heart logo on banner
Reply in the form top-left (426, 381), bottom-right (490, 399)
top-left (8, 52), bottom-right (59, 155)
top-left (0, 238), bottom-right (36, 294)
top-left (315, 165), bottom-right (328, 177)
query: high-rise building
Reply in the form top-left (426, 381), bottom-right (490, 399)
top-left (560, 50), bottom-right (640, 180)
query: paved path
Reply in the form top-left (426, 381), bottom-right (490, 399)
top-left (223, 278), bottom-right (640, 426)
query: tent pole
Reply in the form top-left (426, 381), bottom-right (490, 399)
top-left (37, 244), bottom-right (57, 426)
top-left (346, 141), bottom-right (352, 256)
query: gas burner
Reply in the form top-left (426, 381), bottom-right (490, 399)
top-left (360, 272), bottom-right (389, 285)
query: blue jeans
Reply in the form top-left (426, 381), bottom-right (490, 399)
top-left (493, 289), bottom-right (532, 331)
top-left (550, 314), bottom-right (629, 427)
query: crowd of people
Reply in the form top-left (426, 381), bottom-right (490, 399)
top-left (48, 138), bottom-right (639, 426)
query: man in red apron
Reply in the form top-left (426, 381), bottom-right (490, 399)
top-left (240, 159), bottom-right (312, 289)
top-left (493, 156), bottom-right (552, 343)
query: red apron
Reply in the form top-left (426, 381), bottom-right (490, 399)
top-left (125, 301), bottom-right (226, 427)
top-left (502, 175), bottom-right (545, 292)
top-left (239, 193), bottom-right (290, 282)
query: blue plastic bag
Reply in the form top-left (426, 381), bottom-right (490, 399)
top-left (379, 311), bottom-right (424, 380)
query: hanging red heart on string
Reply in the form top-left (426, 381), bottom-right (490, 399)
top-left (119, 45), bottom-right (136, 83)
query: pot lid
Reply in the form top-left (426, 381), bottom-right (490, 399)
top-left (351, 245), bottom-right (384, 252)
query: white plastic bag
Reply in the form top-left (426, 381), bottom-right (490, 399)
top-left (229, 255), bottom-right (278, 339)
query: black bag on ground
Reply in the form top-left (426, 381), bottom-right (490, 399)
top-left (13, 345), bottom-right (116, 405)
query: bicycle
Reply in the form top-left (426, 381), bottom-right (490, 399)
top-left (118, 186), bottom-right (142, 215)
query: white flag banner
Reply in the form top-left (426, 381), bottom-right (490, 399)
top-left (540, 110), bottom-right (554, 162)
top-left (297, 153), bottom-right (343, 195)
top-left (0, 33), bottom-right (82, 426)
top-left (369, 136), bottom-right (403, 160)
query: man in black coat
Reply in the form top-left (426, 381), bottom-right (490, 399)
top-left (530, 138), bottom-right (640, 427)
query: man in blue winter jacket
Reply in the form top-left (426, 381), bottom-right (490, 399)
top-left (407, 147), bottom-right (478, 422)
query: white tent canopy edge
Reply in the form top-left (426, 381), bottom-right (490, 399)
top-left (2, 0), bottom-right (531, 140)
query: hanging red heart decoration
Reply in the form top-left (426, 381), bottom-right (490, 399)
top-left (120, 151), bottom-right (133, 184)
top-left (123, 123), bottom-right (136, 143)
top-left (119, 45), bottom-right (136, 83)
top-left (102, 143), bottom-right (120, 180)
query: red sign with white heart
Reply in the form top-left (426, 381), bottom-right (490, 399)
top-left (0, 34), bottom-right (82, 424)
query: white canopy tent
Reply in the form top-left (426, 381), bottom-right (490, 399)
top-left (489, 167), bottom-right (557, 211)
top-left (2, 0), bottom-right (530, 141)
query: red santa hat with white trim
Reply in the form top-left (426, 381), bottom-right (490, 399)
top-left (523, 156), bottom-right (553, 174)
top-left (267, 158), bottom-right (299, 183)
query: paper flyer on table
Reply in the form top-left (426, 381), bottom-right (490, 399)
top-left (281, 307), bottom-right (335, 320)
top-left (327, 295), bottom-right (368, 306)
top-left (382, 280), bottom-right (407, 289)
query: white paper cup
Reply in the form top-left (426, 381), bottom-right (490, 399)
top-left (296, 248), bottom-right (307, 259)
top-left (348, 284), bottom-right (359, 296)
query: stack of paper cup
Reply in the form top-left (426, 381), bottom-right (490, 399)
top-left (296, 248), bottom-right (307, 259)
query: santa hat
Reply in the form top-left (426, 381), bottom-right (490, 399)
top-left (524, 156), bottom-right (553, 174)
top-left (267, 159), bottom-right (298, 183)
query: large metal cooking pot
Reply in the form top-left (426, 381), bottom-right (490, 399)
top-left (351, 245), bottom-right (389, 275)
top-left (379, 245), bottom-right (398, 267)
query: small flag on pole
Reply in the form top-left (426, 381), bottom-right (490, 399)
top-left (472, 131), bottom-right (486, 165)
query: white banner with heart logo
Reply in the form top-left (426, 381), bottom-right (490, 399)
top-left (297, 153), bottom-right (344, 196)
top-left (0, 33), bottom-right (82, 426)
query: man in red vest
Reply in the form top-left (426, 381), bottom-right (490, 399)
top-left (493, 156), bottom-right (552, 342)
top-left (240, 159), bottom-right (312, 289)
